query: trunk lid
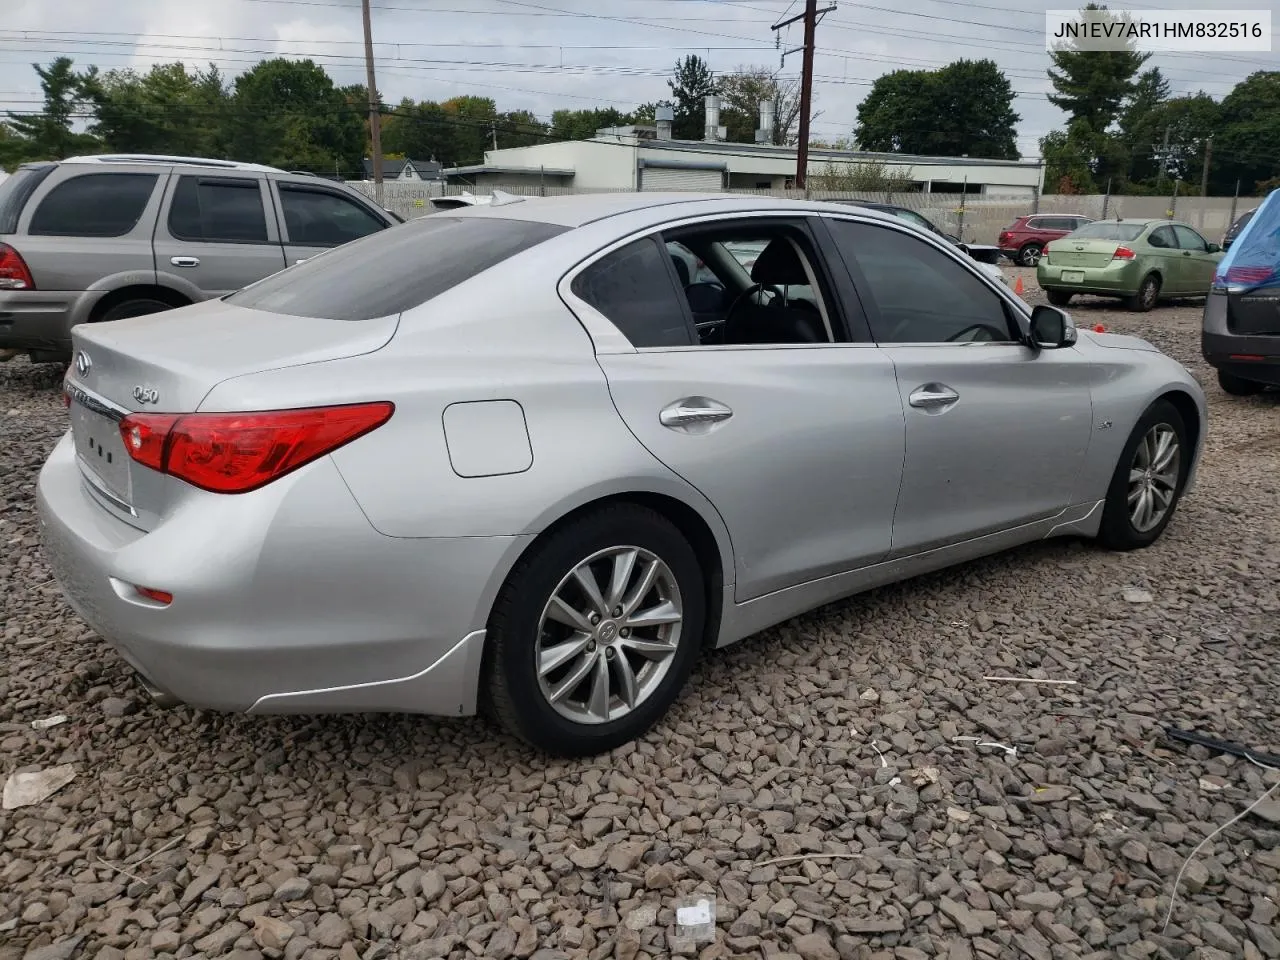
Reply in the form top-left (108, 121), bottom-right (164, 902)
top-left (65, 298), bottom-right (398, 526)
top-left (1049, 238), bottom-right (1121, 268)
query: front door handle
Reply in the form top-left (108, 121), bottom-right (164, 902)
top-left (1182, 251), bottom-right (1192, 257)
top-left (170, 256), bottom-right (200, 268)
top-left (909, 383), bottom-right (960, 409)
top-left (659, 397), bottom-right (733, 432)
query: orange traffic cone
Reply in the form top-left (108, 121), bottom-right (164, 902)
top-left (1014, 275), bottom-right (1025, 296)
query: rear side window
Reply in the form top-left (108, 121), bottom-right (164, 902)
top-left (227, 215), bottom-right (567, 321)
top-left (29, 172), bottom-right (158, 237)
top-left (0, 164), bottom-right (56, 234)
top-left (278, 185), bottom-right (387, 246)
top-left (571, 237), bottom-right (694, 348)
top-left (168, 176), bottom-right (268, 243)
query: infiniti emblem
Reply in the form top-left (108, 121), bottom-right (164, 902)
top-left (74, 351), bottom-right (92, 377)
top-left (132, 385), bottom-right (160, 405)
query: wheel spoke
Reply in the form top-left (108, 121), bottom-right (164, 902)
top-left (1128, 468), bottom-right (1145, 485)
top-left (612, 652), bottom-right (639, 708)
top-left (1152, 433), bottom-right (1178, 473)
top-left (547, 650), bottom-right (598, 704)
top-left (546, 596), bottom-right (594, 633)
top-left (605, 548), bottom-right (638, 612)
top-left (621, 636), bottom-right (677, 661)
top-left (1137, 488), bottom-right (1154, 529)
top-left (621, 559), bottom-right (660, 616)
top-left (586, 651), bottom-right (611, 721)
top-left (1150, 483), bottom-right (1173, 509)
top-left (538, 632), bottom-right (593, 677)
top-left (625, 600), bottom-right (682, 630)
top-left (1127, 483), bottom-right (1143, 505)
top-left (572, 564), bottom-right (609, 618)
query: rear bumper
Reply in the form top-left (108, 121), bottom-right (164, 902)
top-left (1202, 330), bottom-right (1280, 385)
top-left (0, 289), bottom-right (105, 354)
top-left (1037, 259), bottom-right (1140, 295)
top-left (36, 432), bottom-right (530, 716)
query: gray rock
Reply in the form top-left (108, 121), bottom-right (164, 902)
top-left (273, 877), bottom-right (311, 902)
top-left (791, 932), bottom-right (840, 960)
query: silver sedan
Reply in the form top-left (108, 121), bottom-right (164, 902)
top-left (38, 194), bottom-right (1206, 756)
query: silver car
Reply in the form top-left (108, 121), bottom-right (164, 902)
top-left (38, 193), bottom-right (1206, 756)
top-left (0, 154), bottom-right (397, 362)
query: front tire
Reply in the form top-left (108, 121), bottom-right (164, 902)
top-left (483, 504), bottom-right (705, 756)
top-left (1097, 399), bottom-right (1189, 551)
top-left (1217, 369), bottom-right (1265, 396)
top-left (1125, 274), bottom-right (1160, 312)
top-left (1046, 290), bottom-right (1073, 306)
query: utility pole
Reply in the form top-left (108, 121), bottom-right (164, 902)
top-left (361, 0), bottom-right (384, 205)
top-left (772, 0), bottom-right (836, 191)
top-left (1200, 136), bottom-right (1212, 197)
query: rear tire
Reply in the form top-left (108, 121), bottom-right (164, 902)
top-left (483, 504), bottom-right (705, 756)
top-left (1097, 399), bottom-right (1189, 551)
top-left (1125, 274), bottom-right (1160, 312)
top-left (1017, 243), bottom-right (1043, 267)
top-left (95, 298), bottom-right (178, 323)
top-left (1046, 290), bottom-right (1073, 306)
top-left (1217, 369), bottom-right (1265, 396)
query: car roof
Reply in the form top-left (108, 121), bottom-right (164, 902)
top-left (60, 153), bottom-right (285, 173)
top-left (441, 192), bottom-right (913, 230)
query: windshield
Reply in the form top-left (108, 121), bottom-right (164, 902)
top-left (227, 215), bottom-right (568, 321)
top-left (1068, 221), bottom-right (1144, 241)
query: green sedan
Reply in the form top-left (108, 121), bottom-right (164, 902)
top-left (1037, 218), bottom-right (1224, 312)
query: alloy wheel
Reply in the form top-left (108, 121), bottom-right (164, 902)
top-left (1141, 278), bottom-right (1158, 309)
top-left (1127, 423), bottom-right (1180, 533)
top-left (535, 546), bottom-right (684, 725)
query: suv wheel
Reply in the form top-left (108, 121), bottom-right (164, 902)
top-left (1017, 243), bottom-right (1043, 267)
top-left (96, 298), bottom-right (178, 323)
top-left (1217, 370), bottom-right (1265, 396)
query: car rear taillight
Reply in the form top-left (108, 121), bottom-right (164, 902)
top-left (1112, 246), bottom-right (1136, 260)
top-left (1223, 265), bottom-right (1273, 285)
top-left (0, 242), bottom-right (35, 290)
top-left (1042, 242), bottom-right (1051, 254)
top-left (998, 231), bottom-right (1012, 245)
top-left (118, 402), bottom-right (393, 494)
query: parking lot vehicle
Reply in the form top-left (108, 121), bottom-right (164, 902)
top-left (1203, 189), bottom-right (1280, 395)
top-left (1037, 218), bottom-right (1223, 312)
top-left (998, 213), bottom-right (1094, 266)
top-left (39, 193), bottom-right (1206, 756)
top-left (1222, 207), bottom-right (1256, 251)
top-left (0, 154), bottom-right (397, 362)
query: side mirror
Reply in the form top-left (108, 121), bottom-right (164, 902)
top-left (1206, 242), bottom-right (1221, 253)
top-left (1028, 304), bottom-right (1077, 349)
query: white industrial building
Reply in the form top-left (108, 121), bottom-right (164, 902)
top-left (444, 99), bottom-right (1045, 198)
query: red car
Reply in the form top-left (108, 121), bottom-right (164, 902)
top-left (998, 214), bottom-right (1094, 266)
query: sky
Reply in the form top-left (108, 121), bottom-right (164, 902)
top-left (2, 0), bottom-right (1278, 159)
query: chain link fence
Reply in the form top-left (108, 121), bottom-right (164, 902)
top-left (351, 180), bottom-right (1262, 248)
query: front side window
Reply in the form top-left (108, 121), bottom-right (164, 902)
top-left (29, 173), bottom-right (158, 238)
top-left (168, 176), bottom-right (269, 243)
top-left (278, 186), bottom-right (387, 247)
top-left (571, 238), bottom-right (694, 348)
top-left (827, 218), bottom-right (1014, 344)
top-left (1172, 224), bottom-right (1207, 251)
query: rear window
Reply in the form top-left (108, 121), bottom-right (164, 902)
top-left (226, 215), bottom-right (568, 321)
top-left (30, 172), bottom-right (159, 237)
top-left (0, 164), bottom-right (56, 234)
top-left (1227, 210), bottom-right (1255, 238)
top-left (1069, 221), bottom-right (1144, 241)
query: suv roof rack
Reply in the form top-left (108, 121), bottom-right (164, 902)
top-left (60, 154), bottom-right (285, 173)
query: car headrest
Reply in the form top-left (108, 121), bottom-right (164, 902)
top-left (670, 254), bottom-right (691, 286)
top-left (750, 239), bottom-right (811, 286)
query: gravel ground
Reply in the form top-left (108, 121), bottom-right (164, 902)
top-left (2, 273), bottom-right (1278, 960)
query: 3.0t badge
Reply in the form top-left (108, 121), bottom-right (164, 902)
top-left (132, 385), bottom-right (160, 405)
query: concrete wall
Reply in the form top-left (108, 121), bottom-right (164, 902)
top-left (481, 141), bottom-right (636, 190)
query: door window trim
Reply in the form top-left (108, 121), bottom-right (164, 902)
top-left (818, 213), bottom-right (1033, 349)
top-left (559, 209), bottom-right (872, 355)
top-left (163, 173), bottom-right (277, 246)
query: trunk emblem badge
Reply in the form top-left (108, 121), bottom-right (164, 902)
top-left (132, 386), bottom-right (160, 405)
top-left (74, 351), bottom-right (92, 377)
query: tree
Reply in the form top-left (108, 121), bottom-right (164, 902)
top-left (1211, 71), bottom-right (1280, 195)
top-left (717, 67), bottom-right (802, 145)
top-left (5, 58), bottom-right (99, 161)
top-left (854, 59), bottom-right (1019, 159)
top-left (668, 55), bottom-right (716, 140)
top-left (495, 109), bottom-right (547, 149)
top-left (1046, 3), bottom-right (1149, 133)
top-left (1118, 67), bottom-right (1173, 184)
top-left (549, 108), bottom-right (629, 141)
top-left (89, 62), bottom-right (229, 156)
top-left (228, 59), bottom-right (364, 174)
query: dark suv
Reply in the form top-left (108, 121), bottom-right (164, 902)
top-left (0, 154), bottom-right (397, 363)
top-left (998, 214), bottom-right (1094, 266)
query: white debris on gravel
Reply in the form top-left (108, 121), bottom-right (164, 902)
top-left (2, 764), bottom-right (76, 810)
top-left (1, 278), bottom-right (1278, 958)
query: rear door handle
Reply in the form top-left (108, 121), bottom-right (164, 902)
top-left (659, 397), bottom-right (733, 433)
top-left (909, 383), bottom-right (960, 409)
top-left (170, 256), bottom-right (200, 268)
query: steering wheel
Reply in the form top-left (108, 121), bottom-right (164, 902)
top-left (945, 323), bottom-right (1007, 343)
top-left (723, 282), bottom-right (783, 328)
